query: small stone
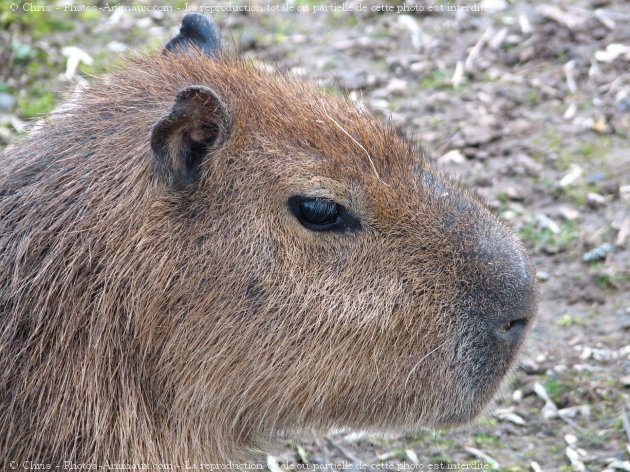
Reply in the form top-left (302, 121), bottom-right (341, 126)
top-left (0, 93), bottom-right (16, 112)
top-left (336, 70), bottom-right (368, 91)
top-left (536, 271), bottom-right (550, 282)
top-left (0, 127), bottom-right (11, 144)
top-left (369, 98), bottom-right (389, 111)
top-left (559, 164), bottom-right (583, 187)
top-left (586, 171), bottom-right (606, 184)
top-left (513, 153), bottom-right (542, 176)
top-left (537, 213), bottom-right (561, 234)
top-left (107, 41), bottom-right (127, 53)
top-left (564, 433), bottom-right (578, 446)
top-left (136, 17), bottom-right (153, 29)
top-left (521, 357), bottom-right (545, 374)
top-left (462, 125), bottom-right (499, 146)
top-left (558, 206), bottom-right (580, 221)
top-left (586, 192), bottom-right (607, 207)
top-left (386, 78), bottom-right (408, 96)
top-left (238, 31), bottom-right (257, 51)
top-left (438, 149), bottom-right (466, 165)
top-left (620, 374), bottom-right (630, 387)
top-left (503, 186), bottom-right (524, 201)
top-left (582, 243), bottom-right (614, 262)
top-left (151, 9), bottom-right (164, 20)
top-left (597, 180), bottom-right (619, 196)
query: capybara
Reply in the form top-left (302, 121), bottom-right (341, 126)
top-left (0, 14), bottom-right (537, 467)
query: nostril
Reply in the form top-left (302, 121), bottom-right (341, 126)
top-left (502, 318), bottom-right (528, 333)
top-left (496, 316), bottom-right (530, 345)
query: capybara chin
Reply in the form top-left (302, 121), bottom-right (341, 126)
top-left (0, 13), bottom-right (536, 466)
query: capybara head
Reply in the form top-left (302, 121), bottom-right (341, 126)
top-left (0, 14), bottom-right (536, 465)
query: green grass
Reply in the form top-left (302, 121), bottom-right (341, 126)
top-left (557, 138), bottom-right (611, 171)
top-left (420, 69), bottom-right (452, 89)
top-left (518, 217), bottom-right (579, 252)
top-left (78, 51), bottom-right (115, 76)
top-left (1, 4), bottom-right (75, 39)
top-left (593, 272), bottom-right (630, 291)
top-left (544, 375), bottom-right (572, 405)
top-left (17, 90), bottom-right (56, 119)
top-left (556, 313), bottom-right (582, 327)
top-left (526, 90), bottom-right (540, 106)
top-left (473, 432), bottom-right (500, 448)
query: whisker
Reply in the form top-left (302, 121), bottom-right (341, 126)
top-left (404, 341), bottom-right (449, 389)
top-left (319, 99), bottom-right (389, 187)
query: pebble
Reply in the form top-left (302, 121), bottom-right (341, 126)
top-left (559, 164), bottom-right (583, 187)
top-left (462, 125), bottom-right (498, 146)
top-left (586, 191), bottom-right (607, 207)
top-left (0, 127), bottom-right (11, 144)
top-left (337, 70), bottom-right (369, 91)
top-left (503, 186), bottom-right (524, 201)
top-left (620, 374), bottom-right (630, 387)
top-left (564, 433), bottom-right (578, 446)
top-left (0, 93), bottom-right (16, 112)
top-left (136, 17), bottom-right (153, 29)
top-left (558, 206), bottom-right (580, 221)
top-left (582, 242), bottom-right (614, 262)
top-left (586, 171), bottom-right (606, 184)
top-left (107, 41), bottom-right (127, 53)
top-left (536, 270), bottom-right (550, 282)
top-left (438, 149), bottom-right (466, 165)
top-left (386, 78), bottom-right (408, 96)
top-left (513, 153), bottom-right (542, 176)
top-left (521, 357), bottom-right (545, 374)
top-left (238, 31), bottom-right (257, 51)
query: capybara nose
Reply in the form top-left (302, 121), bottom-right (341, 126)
top-left (490, 247), bottom-right (537, 349)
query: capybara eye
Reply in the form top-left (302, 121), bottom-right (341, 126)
top-left (287, 195), bottom-right (362, 233)
top-left (301, 199), bottom-right (338, 225)
top-left (288, 196), bottom-right (341, 231)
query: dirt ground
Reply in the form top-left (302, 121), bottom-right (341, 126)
top-left (1, 1), bottom-right (629, 470)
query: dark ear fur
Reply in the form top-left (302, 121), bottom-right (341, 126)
top-left (151, 86), bottom-right (230, 189)
top-left (164, 14), bottom-right (222, 57)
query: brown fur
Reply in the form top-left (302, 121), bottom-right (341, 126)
top-left (0, 50), bottom-right (537, 465)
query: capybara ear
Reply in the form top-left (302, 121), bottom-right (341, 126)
top-left (151, 85), bottom-right (230, 189)
top-left (163, 13), bottom-right (222, 57)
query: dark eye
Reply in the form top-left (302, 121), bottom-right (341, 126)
top-left (287, 196), bottom-right (361, 233)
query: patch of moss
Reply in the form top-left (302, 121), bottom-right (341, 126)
top-left (78, 51), bottom-right (115, 76)
top-left (473, 432), bottom-right (500, 448)
top-left (593, 273), bottom-right (630, 291)
top-left (517, 217), bottom-right (578, 252)
top-left (557, 137), bottom-right (612, 171)
top-left (17, 90), bottom-right (56, 119)
top-left (420, 69), bottom-right (452, 90)
top-left (544, 375), bottom-right (572, 405)
top-left (526, 90), bottom-right (540, 106)
top-left (556, 313), bottom-right (582, 327)
top-left (3, 6), bottom-right (75, 40)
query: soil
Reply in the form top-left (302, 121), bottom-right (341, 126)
top-left (1, 1), bottom-right (629, 470)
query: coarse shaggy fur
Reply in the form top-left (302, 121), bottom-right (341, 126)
top-left (0, 49), bottom-right (537, 466)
